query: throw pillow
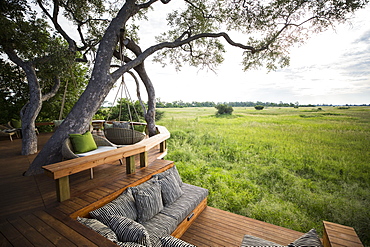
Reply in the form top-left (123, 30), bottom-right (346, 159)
top-left (112, 121), bottom-right (130, 129)
top-left (107, 215), bottom-right (152, 247)
top-left (116, 242), bottom-right (146, 247)
top-left (77, 217), bottom-right (118, 242)
top-left (69, 131), bottom-right (97, 154)
top-left (288, 229), bottom-right (323, 247)
top-left (158, 172), bottom-right (184, 206)
top-left (153, 166), bottom-right (183, 187)
top-left (11, 119), bottom-right (21, 128)
top-left (90, 188), bottom-right (138, 222)
top-left (131, 178), bottom-right (163, 223)
top-left (240, 234), bottom-right (283, 247)
top-left (161, 235), bottom-right (196, 247)
top-left (104, 123), bottom-right (113, 129)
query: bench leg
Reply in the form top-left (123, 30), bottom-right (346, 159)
top-left (140, 152), bottom-right (148, 167)
top-left (90, 168), bottom-right (93, 179)
top-left (56, 176), bottom-right (70, 202)
top-left (126, 156), bottom-right (136, 174)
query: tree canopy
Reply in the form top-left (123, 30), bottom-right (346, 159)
top-left (1, 0), bottom-right (368, 174)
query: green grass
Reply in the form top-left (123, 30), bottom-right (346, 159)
top-left (157, 106), bottom-right (370, 246)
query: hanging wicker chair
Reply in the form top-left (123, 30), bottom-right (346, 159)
top-left (104, 128), bottom-right (145, 145)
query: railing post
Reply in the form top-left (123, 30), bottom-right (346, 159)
top-left (56, 176), bottom-right (70, 202)
top-left (126, 156), bottom-right (136, 174)
top-left (160, 140), bottom-right (167, 152)
top-left (140, 152), bottom-right (148, 167)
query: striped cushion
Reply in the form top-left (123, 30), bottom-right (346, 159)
top-left (241, 234), bottom-right (283, 247)
top-left (77, 217), bottom-right (118, 242)
top-left (106, 215), bottom-right (152, 247)
top-left (116, 242), bottom-right (146, 247)
top-left (161, 235), bottom-right (195, 247)
top-left (90, 188), bottom-right (138, 223)
top-left (158, 172), bottom-right (184, 206)
top-left (153, 166), bottom-right (183, 187)
top-left (160, 183), bottom-right (208, 225)
top-left (142, 213), bottom-right (178, 247)
top-left (289, 229), bottom-right (323, 247)
top-left (131, 178), bottom-right (163, 223)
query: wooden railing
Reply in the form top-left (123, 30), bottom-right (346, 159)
top-left (42, 124), bottom-right (170, 202)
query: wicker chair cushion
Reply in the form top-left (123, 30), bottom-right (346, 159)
top-left (105, 128), bottom-right (145, 145)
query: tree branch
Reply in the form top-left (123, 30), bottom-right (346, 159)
top-left (42, 76), bottom-right (61, 101)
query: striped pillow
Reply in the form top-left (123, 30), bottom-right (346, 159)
top-left (116, 242), bottom-right (146, 247)
top-left (131, 178), bottom-right (163, 223)
top-left (90, 188), bottom-right (138, 223)
top-left (158, 172), bottom-right (183, 206)
top-left (107, 215), bottom-right (152, 247)
top-left (289, 229), bottom-right (323, 247)
top-left (77, 217), bottom-right (118, 243)
top-left (160, 235), bottom-right (195, 247)
top-left (153, 166), bottom-right (183, 187)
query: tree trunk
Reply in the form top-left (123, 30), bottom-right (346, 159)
top-left (133, 64), bottom-right (157, 137)
top-left (20, 65), bottom-right (43, 155)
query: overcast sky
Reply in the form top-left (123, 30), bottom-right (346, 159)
top-left (105, 2), bottom-right (370, 106)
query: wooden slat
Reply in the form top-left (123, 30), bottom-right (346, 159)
top-left (21, 213), bottom-right (76, 246)
top-left (323, 221), bottom-right (363, 247)
top-left (7, 216), bottom-right (55, 247)
top-left (181, 206), bottom-right (303, 247)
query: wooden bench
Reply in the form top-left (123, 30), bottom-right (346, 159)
top-left (42, 125), bottom-right (170, 202)
top-left (323, 221), bottom-right (363, 247)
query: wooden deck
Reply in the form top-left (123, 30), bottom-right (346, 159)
top-left (0, 133), bottom-right (362, 246)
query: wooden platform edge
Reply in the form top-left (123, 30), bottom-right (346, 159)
top-left (323, 221), bottom-right (364, 247)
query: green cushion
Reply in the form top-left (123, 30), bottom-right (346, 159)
top-left (11, 119), bottom-right (21, 128)
top-left (69, 131), bottom-right (97, 154)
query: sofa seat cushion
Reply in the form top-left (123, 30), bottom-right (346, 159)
top-left (106, 215), bottom-right (152, 247)
top-left (142, 213), bottom-right (178, 247)
top-left (77, 146), bottom-right (117, 157)
top-left (160, 183), bottom-right (208, 225)
top-left (90, 188), bottom-right (138, 222)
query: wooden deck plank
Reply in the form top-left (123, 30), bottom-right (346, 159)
top-left (0, 220), bottom-right (34, 247)
top-left (181, 206), bottom-right (304, 246)
top-left (7, 216), bottom-right (55, 247)
top-left (21, 213), bottom-right (76, 246)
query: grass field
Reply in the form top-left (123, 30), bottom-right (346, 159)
top-left (157, 106), bottom-right (370, 246)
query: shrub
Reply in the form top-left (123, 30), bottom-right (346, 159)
top-left (254, 105), bottom-right (264, 110)
top-left (215, 104), bottom-right (233, 115)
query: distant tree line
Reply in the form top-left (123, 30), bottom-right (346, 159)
top-left (156, 99), bottom-right (318, 108)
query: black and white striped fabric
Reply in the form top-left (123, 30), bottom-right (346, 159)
top-left (160, 183), bottom-right (208, 225)
top-left (116, 242), bottom-right (146, 247)
top-left (153, 166), bottom-right (183, 187)
top-left (131, 178), bottom-right (164, 223)
top-left (142, 213), bottom-right (178, 247)
top-left (158, 172), bottom-right (184, 206)
top-left (161, 235), bottom-right (196, 247)
top-left (77, 217), bottom-right (118, 243)
top-left (288, 229), bottom-right (323, 247)
top-left (240, 234), bottom-right (283, 247)
top-left (106, 215), bottom-right (152, 247)
top-left (90, 188), bottom-right (138, 223)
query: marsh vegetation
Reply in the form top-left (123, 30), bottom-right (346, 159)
top-left (157, 106), bottom-right (370, 245)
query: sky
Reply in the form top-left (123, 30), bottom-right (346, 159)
top-left (104, 3), bottom-right (370, 106)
